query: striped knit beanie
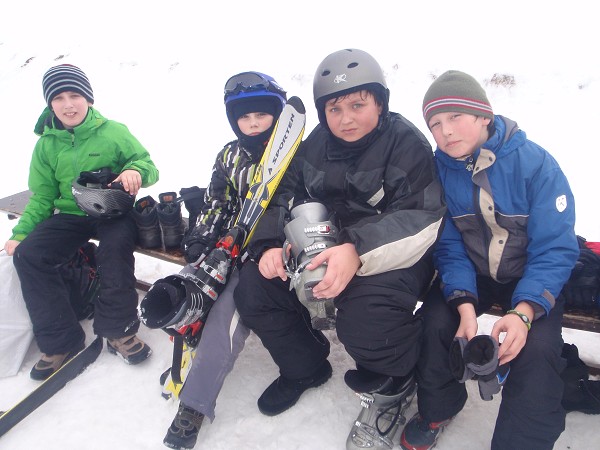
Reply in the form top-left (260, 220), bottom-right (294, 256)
top-left (422, 70), bottom-right (493, 126)
top-left (42, 64), bottom-right (94, 106)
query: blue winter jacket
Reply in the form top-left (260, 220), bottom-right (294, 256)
top-left (434, 115), bottom-right (578, 317)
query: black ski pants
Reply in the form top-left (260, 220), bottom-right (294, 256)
top-left (234, 258), bottom-right (429, 381)
top-left (415, 276), bottom-right (566, 450)
top-left (13, 213), bottom-right (139, 354)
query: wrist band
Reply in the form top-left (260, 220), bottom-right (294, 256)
top-left (506, 309), bottom-right (531, 331)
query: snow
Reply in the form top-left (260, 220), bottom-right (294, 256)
top-left (1, 1), bottom-right (600, 448)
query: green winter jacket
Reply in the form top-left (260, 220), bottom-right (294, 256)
top-left (10, 107), bottom-right (159, 241)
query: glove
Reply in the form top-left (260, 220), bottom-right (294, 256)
top-left (182, 231), bottom-right (217, 264)
top-left (179, 186), bottom-right (206, 228)
top-left (449, 335), bottom-right (510, 401)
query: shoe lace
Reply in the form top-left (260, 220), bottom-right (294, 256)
top-left (357, 393), bottom-right (402, 437)
top-left (376, 402), bottom-right (402, 436)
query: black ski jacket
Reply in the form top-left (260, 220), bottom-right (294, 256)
top-left (248, 112), bottom-right (446, 276)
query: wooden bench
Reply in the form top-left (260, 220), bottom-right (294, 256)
top-left (2, 190), bottom-right (600, 335)
top-left (0, 190), bottom-right (187, 292)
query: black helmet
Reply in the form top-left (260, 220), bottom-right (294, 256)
top-left (224, 71), bottom-right (287, 147)
top-left (138, 273), bottom-right (210, 330)
top-left (71, 168), bottom-right (135, 219)
top-left (313, 49), bottom-right (389, 126)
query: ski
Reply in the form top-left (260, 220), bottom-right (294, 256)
top-left (236, 95), bottom-right (306, 247)
top-left (145, 96), bottom-right (306, 399)
top-left (0, 336), bottom-right (103, 438)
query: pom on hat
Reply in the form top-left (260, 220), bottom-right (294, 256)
top-left (231, 98), bottom-right (278, 121)
top-left (42, 64), bottom-right (94, 106)
top-left (422, 70), bottom-right (493, 126)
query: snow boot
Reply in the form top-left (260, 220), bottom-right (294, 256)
top-left (399, 413), bottom-right (454, 450)
top-left (30, 340), bottom-right (85, 381)
top-left (157, 192), bottom-right (186, 250)
top-left (163, 403), bottom-right (205, 450)
top-left (132, 195), bottom-right (161, 249)
top-left (107, 335), bottom-right (152, 365)
top-left (257, 360), bottom-right (332, 416)
top-left (345, 368), bottom-right (416, 449)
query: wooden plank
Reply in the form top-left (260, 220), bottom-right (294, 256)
top-left (0, 190), bottom-right (32, 219)
top-left (488, 305), bottom-right (600, 334)
top-left (136, 246), bottom-right (186, 265)
top-left (3, 191), bottom-right (600, 336)
top-left (0, 190), bottom-right (188, 266)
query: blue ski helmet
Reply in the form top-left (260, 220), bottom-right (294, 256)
top-left (224, 72), bottom-right (287, 141)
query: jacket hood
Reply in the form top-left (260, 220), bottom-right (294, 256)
top-left (33, 106), bottom-right (105, 137)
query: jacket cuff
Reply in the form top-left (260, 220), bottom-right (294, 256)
top-left (447, 290), bottom-right (478, 309)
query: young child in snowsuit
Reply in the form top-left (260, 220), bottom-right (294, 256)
top-left (3, 64), bottom-right (159, 379)
top-left (233, 49), bottom-right (446, 449)
top-left (162, 71), bottom-right (287, 450)
top-left (400, 70), bottom-right (579, 450)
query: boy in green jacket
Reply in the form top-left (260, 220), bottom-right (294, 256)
top-left (3, 64), bottom-right (159, 380)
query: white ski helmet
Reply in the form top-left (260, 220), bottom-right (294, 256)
top-left (313, 48), bottom-right (389, 126)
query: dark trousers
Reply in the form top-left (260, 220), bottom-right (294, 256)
top-left (234, 259), bottom-right (429, 380)
top-left (416, 277), bottom-right (566, 450)
top-left (13, 213), bottom-right (139, 354)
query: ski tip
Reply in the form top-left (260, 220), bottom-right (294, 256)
top-left (286, 96), bottom-right (306, 114)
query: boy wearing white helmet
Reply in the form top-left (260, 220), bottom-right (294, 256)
top-left (234, 49), bottom-right (446, 449)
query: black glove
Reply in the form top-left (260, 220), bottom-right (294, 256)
top-left (449, 335), bottom-right (510, 401)
top-left (182, 231), bottom-right (217, 264)
top-left (179, 186), bottom-right (206, 229)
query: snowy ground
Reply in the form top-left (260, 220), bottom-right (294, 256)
top-left (1, 230), bottom-right (599, 449)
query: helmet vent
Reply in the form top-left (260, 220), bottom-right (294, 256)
top-left (321, 70), bottom-right (331, 77)
top-left (348, 62), bottom-right (358, 69)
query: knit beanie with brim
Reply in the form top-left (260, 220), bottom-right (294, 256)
top-left (422, 70), bottom-right (493, 126)
top-left (42, 64), bottom-right (94, 106)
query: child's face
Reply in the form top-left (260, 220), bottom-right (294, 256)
top-left (50, 91), bottom-right (92, 129)
top-left (324, 90), bottom-right (382, 142)
top-left (237, 112), bottom-right (275, 137)
top-left (428, 112), bottom-right (491, 159)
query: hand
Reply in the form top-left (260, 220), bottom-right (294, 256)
top-left (258, 247), bottom-right (288, 281)
top-left (456, 303), bottom-right (478, 340)
top-left (112, 169), bottom-right (142, 195)
top-left (3, 239), bottom-right (20, 255)
top-left (309, 243), bottom-right (360, 299)
top-left (491, 302), bottom-right (534, 365)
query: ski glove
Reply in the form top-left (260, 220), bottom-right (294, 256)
top-left (179, 186), bottom-right (206, 229)
top-left (449, 335), bottom-right (510, 401)
top-left (182, 234), bottom-right (217, 265)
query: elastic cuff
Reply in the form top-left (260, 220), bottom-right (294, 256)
top-left (448, 295), bottom-right (477, 309)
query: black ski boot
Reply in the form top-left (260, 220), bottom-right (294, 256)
top-left (157, 192), bottom-right (186, 249)
top-left (345, 367), bottom-right (416, 450)
top-left (132, 195), bottom-right (161, 249)
top-left (257, 360), bottom-right (333, 416)
top-left (163, 403), bottom-right (204, 450)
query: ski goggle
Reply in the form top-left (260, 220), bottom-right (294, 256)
top-left (224, 72), bottom-right (286, 97)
